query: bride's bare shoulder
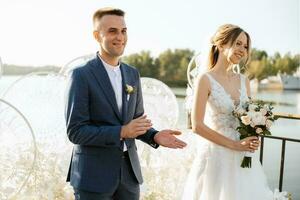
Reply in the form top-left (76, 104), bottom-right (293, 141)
top-left (195, 72), bottom-right (211, 90)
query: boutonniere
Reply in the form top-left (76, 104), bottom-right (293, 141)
top-left (125, 84), bottom-right (135, 101)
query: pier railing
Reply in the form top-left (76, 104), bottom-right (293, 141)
top-left (259, 113), bottom-right (300, 192)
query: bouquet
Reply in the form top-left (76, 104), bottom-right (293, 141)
top-left (233, 99), bottom-right (279, 168)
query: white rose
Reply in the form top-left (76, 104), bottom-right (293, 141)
top-left (256, 127), bottom-right (263, 134)
top-left (260, 116), bottom-right (267, 126)
top-left (241, 115), bottom-right (251, 125)
top-left (249, 104), bottom-right (257, 111)
top-left (252, 112), bottom-right (266, 126)
top-left (247, 110), bottom-right (256, 119)
top-left (251, 112), bottom-right (259, 125)
top-left (260, 108), bottom-right (267, 116)
top-left (236, 107), bottom-right (246, 116)
top-left (266, 119), bottom-right (273, 129)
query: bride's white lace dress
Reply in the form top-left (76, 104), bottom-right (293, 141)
top-left (182, 73), bottom-right (288, 200)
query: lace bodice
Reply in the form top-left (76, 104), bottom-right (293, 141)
top-left (205, 73), bottom-right (249, 138)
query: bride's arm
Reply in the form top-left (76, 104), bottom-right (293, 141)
top-left (192, 74), bottom-right (257, 152)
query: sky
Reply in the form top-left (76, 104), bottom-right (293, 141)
top-left (0, 0), bottom-right (299, 66)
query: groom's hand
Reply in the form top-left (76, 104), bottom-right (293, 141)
top-left (121, 115), bottom-right (152, 139)
top-left (154, 130), bottom-right (187, 149)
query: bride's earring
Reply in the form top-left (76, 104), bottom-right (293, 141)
top-left (232, 64), bottom-right (241, 74)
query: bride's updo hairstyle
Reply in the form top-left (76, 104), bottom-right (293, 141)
top-left (208, 24), bottom-right (251, 69)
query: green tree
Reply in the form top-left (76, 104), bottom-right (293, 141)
top-left (157, 49), bottom-right (194, 86)
top-left (251, 48), bottom-right (268, 61)
top-left (247, 57), bottom-right (275, 81)
top-left (273, 52), bottom-right (299, 75)
top-left (122, 51), bottom-right (159, 78)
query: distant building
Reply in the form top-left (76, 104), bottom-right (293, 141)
top-left (280, 67), bottom-right (300, 90)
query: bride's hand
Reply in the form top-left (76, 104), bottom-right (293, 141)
top-left (233, 136), bottom-right (260, 152)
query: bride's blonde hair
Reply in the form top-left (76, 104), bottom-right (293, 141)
top-left (208, 24), bottom-right (251, 70)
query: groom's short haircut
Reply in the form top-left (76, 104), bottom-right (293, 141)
top-left (93, 7), bottom-right (125, 30)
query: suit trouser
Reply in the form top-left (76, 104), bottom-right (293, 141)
top-left (73, 152), bottom-right (140, 200)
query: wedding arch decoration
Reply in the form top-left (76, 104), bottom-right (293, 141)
top-left (0, 98), bottom-right (37, 199)
top-left (1, 72), bottom-right (73, 199)
top-left (0, 56), bottom-right (3, 79)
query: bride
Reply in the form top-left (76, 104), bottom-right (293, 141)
top-left (182, 24), bottom-right (288, 200)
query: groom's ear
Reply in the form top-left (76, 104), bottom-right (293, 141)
top-left (93, 31), bottom-right (101, 42)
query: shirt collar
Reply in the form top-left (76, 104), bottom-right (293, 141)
top-left (98, 54), bottom-right (120, 72)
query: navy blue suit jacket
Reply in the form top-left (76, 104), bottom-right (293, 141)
top-left (65, 53), bottom-right (159, 193)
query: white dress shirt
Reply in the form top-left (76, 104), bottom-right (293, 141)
top-left (99, 56), bottom-right (127, 151)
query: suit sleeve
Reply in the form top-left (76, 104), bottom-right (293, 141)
top-left (134, 71), bottom-right (159, 149)
top-left (65, 69), bottom-right (121, 147)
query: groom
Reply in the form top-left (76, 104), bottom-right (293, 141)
top-left (65, 7), bottom-right (187, 200)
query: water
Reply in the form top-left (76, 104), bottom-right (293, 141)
top-left (1, 76), bottom-right (300, 199)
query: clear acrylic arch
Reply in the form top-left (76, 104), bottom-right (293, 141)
top-left (59, 54), bottom-right (94, 76)
top-left (185, 53), bottom-right (203, 113)
top-left (141, 77), bottom-right (179, 130)
top-left (1, 71), bottom-right (68, 144)
top-left (0, 98), bottom-right (37, 199)
top-left (1, 71), bottom-right (73, 198)
top-left (0, 56), bottom-right (3, 79)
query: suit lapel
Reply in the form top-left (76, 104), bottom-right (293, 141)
top-left (120, 64), bottom-right (134, 147)
top-left (120, 64), bottom-right (129, 123)
top-left (90, 56), bottom-right (122, 121)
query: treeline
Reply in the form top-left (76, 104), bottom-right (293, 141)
top-left (2, 64), bottom-right (60, 75)
top-left (123, 48), bottom-right (300, 85)
top-left (122, 49), bottom-right (194, 87)
top-left (2, 48), bottom-right (299, 86)
top-left (246, 49), bottom-right (300, 81)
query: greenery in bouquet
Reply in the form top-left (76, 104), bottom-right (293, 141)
top-left (233, 99), bottom-right (279, 168)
